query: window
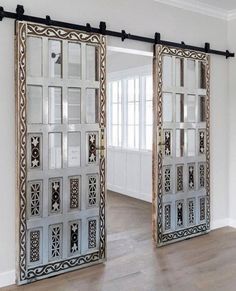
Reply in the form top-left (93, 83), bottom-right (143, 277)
top-left (108, 71), bottom-right (153, 151)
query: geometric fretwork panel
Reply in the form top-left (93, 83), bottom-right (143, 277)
top-left (69, 220), bottom-right (80, 256)
top-left (176, 200), bottom-right (184, 228)
top-left (188, 198), bottom-right (195, 226)
top-left (49, 178), bottom-right (62, 214)
top-left (29, 229), bottom-right (41, 264)
top-left (176, 165), bottom-right (184, 192)
top-left (29, 134), bottom-right (42, 170)
top-left (188, 164), bottom-right (195, 190)
top-left (199, 130), bottom-right (205, 155)
top-left (69, 177), bottom-right (80, 210)
top-left (28, 181), bottom-right (42, 218)
top-left (199, 197), bottom-right (206, 222)
top-left (164, 204), bottom-right (171, 232)
top-left (49, 224), bottom-right (63, 261)
top-left (88, 219), bottom-right (97, 249)
top-left (87, 133), bottom-right (98, 164)
top-left (199, 163), bottom-right (205, 189)
top-left (88, 175), bottom-right (98, 208)
top-left (163, 166), bottom-right (172, 194)
top-left (164, 130), bottom-right (171, 156)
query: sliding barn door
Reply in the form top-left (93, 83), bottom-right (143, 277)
top-left (152, 45), bottom-right (210, 246)
top-left (15, 21), bottom-right (106, 284)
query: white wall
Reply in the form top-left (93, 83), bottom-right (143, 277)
top-left (0, 0), bottom-right (230, 287)
top-left (227, 20), bottom-right (236, 227)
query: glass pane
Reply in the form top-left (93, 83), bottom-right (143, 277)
top-left (135, 125), bottom-right (139, 149)
top-left (112, 104), bottom-right (118, 124)
top-left (49, 40), bottom-right (62, 78)
top-left (27, 37), bottom-right (42, 77)
top-left (112, 125), bottom-right (118, 146)
top-left (146, 75), bottom-right (152, 100)
top-left (175, 58), bottom-right (184, 87)
top-left (198, 62), bottom-right (206, 89)
top-left (176, 129), bottom-right (184, 157)
top-left (112, 82), bottom-right (118, 103)
top-left (146, 125), bottom-right (152, 150)
top-left (187, 95), bottom-right (196, 122)
top-left (176, 94), bottom-right (184, 123)
top-left (163, 93), bottom-right (173, 122)
top-left (128, 103), bottom-right (134, 125)
top-left (187, 130), bottom-right (195, 157)
top-left (199, 96), bottom-right (206, 122)
top-left (86, 45), bottom-right (98, 81)
top-left (128, 125), bottom-right (135, 148)
top-left (27, 85), bottom-right (43, 124)
top-left (163, 56), bottom-right (172, 87)
top-left (49, 133), bottom-right (62, 169)
top-left (68, 42), bottom-right (81, 78)
top-left (68, 88), bottom-right (81, 124)
top-left (135, 102), bottom-right (139, 125)
top-left (128, 79), bottom-right (135, 102)
top-left (187, 60), bottom-right (196, 88)
top-left (68, 132), bottom-right (81, 167)
top-left (49, 87), bottom-right (62, 124)
top-left (86, 89), bottom-right (98, 124)
top-left (118, 125), bottom-right (122, 147)
top-left (146, 101), bottom-right (152, 125)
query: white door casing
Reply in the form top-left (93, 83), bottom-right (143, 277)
top-left (152, 45), bottom-right (210, 246)
top-left (15, 21), bottom-right (106, 284)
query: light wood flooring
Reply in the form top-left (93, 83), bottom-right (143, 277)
top-left (3, 191), bottom-right (236, 291)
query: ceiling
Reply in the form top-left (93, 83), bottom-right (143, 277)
top-left (197, 0), bottom-right (236, 11)
top-left (155, 0), bottom-right (236, 20)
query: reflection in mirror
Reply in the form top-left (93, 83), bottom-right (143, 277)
top-left (49, 40), bottom-right (62, 78)
top-left (27, 85), bottom-right (43, 124)
top-left (163, 56), bottom-right (172, 87)
top-left (68, 42), bottom-right (81, 78)
top-left (187, 95), bottom-right (196, 122)
top-left (187, 60), bottom-right (196, 88)
top-left (198, 61), bottom-right (206, 89)
top-left (187, 130), bottom-right (195, 157)
top-left (86, 45), bottom-right (98, 81)
top-left (68, 132), bottom-right (81, 167)
top-left (68, 88), bottom-right (81, 124)
top-left (176, 58), bottom-right (184, 87)
top-left (49, 133), bottom-right (62, 169)
top-left (86, 89), bottom-right (98, 124)
top-left (176, 94), bottom-right (184, 123)
top-left (176, 129), bottom-right (184, 157)
top-left (163, 93), bottom-right (173, 122)
top-left (27, 37), bottom-right (42, 77)
top-left (49, 87), bottom-right (62, 124)
top-left (199, 96), bottom-right (206, 122)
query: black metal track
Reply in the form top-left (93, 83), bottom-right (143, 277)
top-left (0, 5), bottom-right (234, 58)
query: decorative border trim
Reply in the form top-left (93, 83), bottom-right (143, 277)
top-left (152, 45), bottom-right (210, 247)
top-left (15, 21), bottom-right (106, 284)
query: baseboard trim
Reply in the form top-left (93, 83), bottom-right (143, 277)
top-left (107, 184), bottom-right (151, 203)
top-left (0, 270), bottom-right (15, 288)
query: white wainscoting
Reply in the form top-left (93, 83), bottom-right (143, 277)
top-left (107, 147), bottom-right (152, 202)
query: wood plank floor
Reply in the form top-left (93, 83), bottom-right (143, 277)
top-left (3, 191), bottom-right (236, 291)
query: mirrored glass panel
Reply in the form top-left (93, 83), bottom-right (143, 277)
top-left (27, 37), bottom-right (42, 77)
top-left (187, 130), bottom-right (195, 157)
top-left (68, 88), bottom-right (81, 124)
top-left (49, 87), bottom-right (62, 124)
top-left (199, 96), bottom-right (206, 122)
top-left (49, 40), bottom-right (62, 78)
top-left (86, 45), bottom-right (98, 81)
top-left (187, 95), bottom-right (196, 122)
top-left (86, 89), bottom-right (98, 124)
top-left (187, 60), bottom-right (196, 88)
top-left (68, 42), bottom-right (81, 78)
top-left (176, 129), bottom-right (184, 157)
top-left (176, 94), bottom-right (184, 123)
top-left (27, 85), bottom-right (43, 124)
top-left (175, 58), bottom-right (184, 87)
top-left (198, 61), bottom-right (206, 89)
top-left (49, 133), bottom-right (62, 169)
top-left (163, 93), bottom-right (173, 122)
top-left (68, 132), bottom-right (81, 167)
top-left (163, 56), bottom-right (172, 87)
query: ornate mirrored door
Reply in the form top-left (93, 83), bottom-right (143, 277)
top-left (152, 45), bottom-right (210, 246)
top-left (15, 21), bottom-right (106, 284)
